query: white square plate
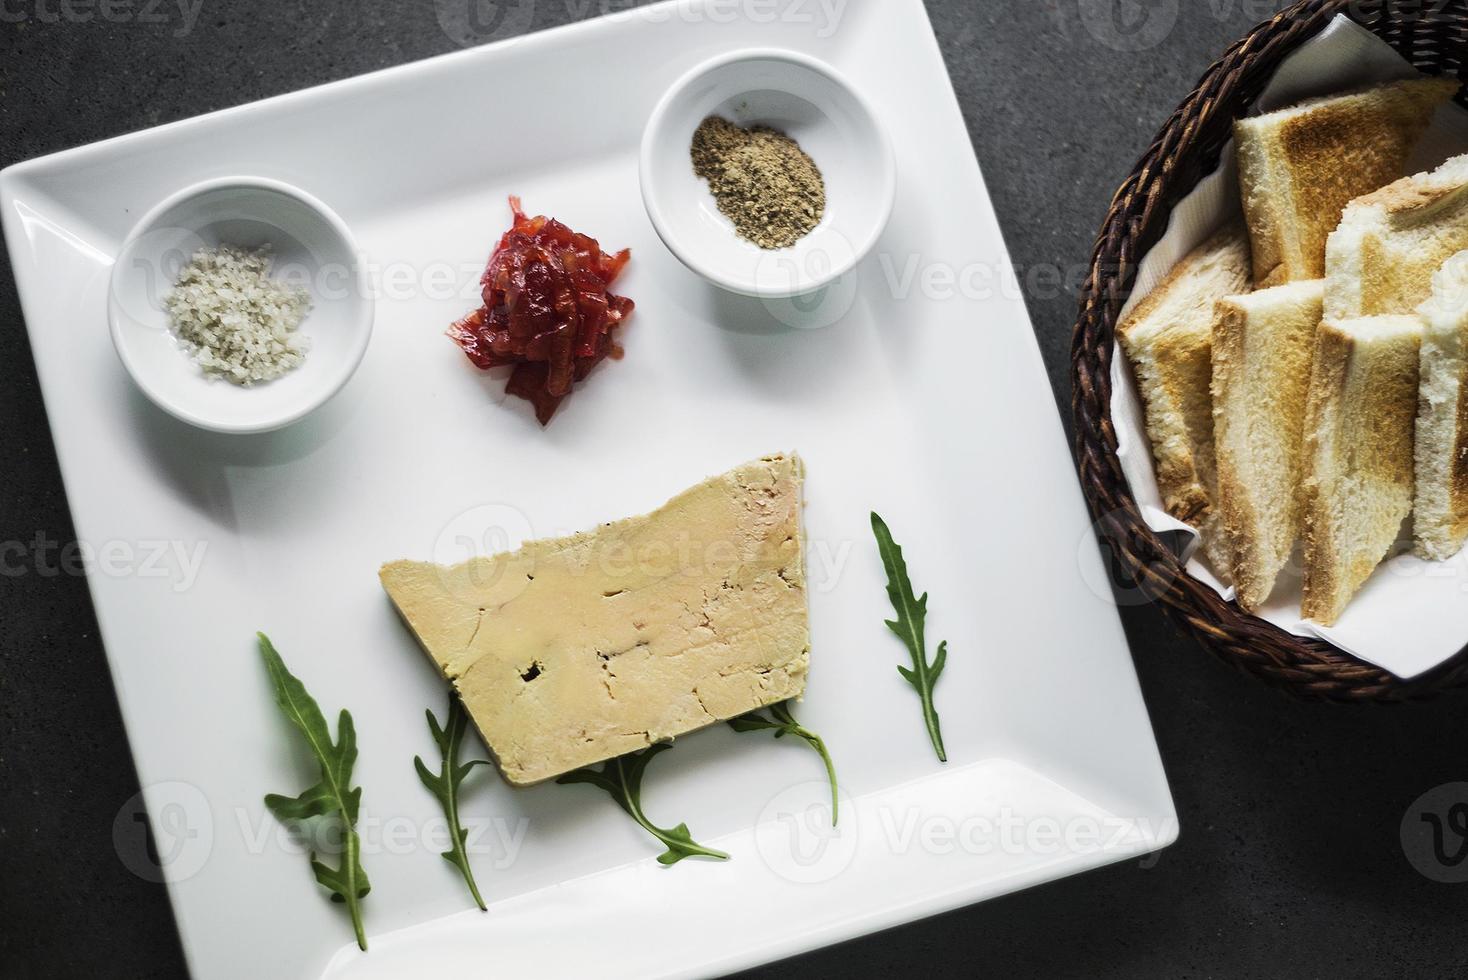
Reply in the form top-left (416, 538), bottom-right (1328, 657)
top-left (0, 2), bottom-right (1176, 977)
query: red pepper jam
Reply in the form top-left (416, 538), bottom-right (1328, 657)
top-left (447, 197), bottom-right (634, 424)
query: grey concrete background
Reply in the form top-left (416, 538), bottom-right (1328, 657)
top-left (4, 1), bottom-right (1468, 977)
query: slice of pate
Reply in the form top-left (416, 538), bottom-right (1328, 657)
top-left (380, 454), bottom-right (810, 786)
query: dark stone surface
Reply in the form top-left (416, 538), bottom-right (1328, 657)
top-left (3, 1), bottom-right (1467, 977)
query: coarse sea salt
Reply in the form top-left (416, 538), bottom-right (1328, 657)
top-left (164, 245), bottom-right (311, 385)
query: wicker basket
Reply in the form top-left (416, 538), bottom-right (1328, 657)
top-left (1072, 0), bottom-right (1468, 701)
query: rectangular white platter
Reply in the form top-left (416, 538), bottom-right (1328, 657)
top-left (0, 1), bottom-right (1176, 977)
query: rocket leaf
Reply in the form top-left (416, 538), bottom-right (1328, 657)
top-left (414, 696), bottom-right (493, 911)
top-left (556, 743), bottom-right (728, 865)
top-left (257, 632), bottom-right (371, 951)
top-left (871, 512), bottom-right (948, 762)
top-left (728, 701), bottom-right (839, 825)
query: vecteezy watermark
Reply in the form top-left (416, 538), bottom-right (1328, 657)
top-left (755, 779), bottom-right (858, 882)
top-left (747, 234), bottom-right (1098, 331)
top-left (1072, 0), bottom-right (1179, 52)
top-left (430, 502), bottom-right (539, 601)
top-left (754, 779), bottom-right (1176, 885)
top-left (119, 227), bottom-right (1105, 338)
top-left (433, 503), bottom-right (537, 570)
top-left (752, 228), bottom-right (861, 330)
top-left (113, 781), bottom-right (216, 884)
top-left (118, 230), bottom-right (470, 327)
top-left (114, 783), bottom-right (531, 882)
top-left (1077, 509), bottom-right (1186, 608)
top-left (0, 0), bottom-right (204, 36)
top-left (428, 500), bottom-right (857, 604)
top-left (1050, 0), bottom-right (1328, 52)
top-left (878, 254), bottom-right (1091, 305)
top-left (430, 0), bottom-right (849, 48)
top-left (571, 0), bottom-right (847, 37)
top-left (234, 810), bottom-right (529, 867)
top-left (433, 0), bottom-right (538, 47)
top-left (0, 533), bottom-right (208, 593)
top-left (1402, 782), bottom-right (1468, 883)
top-left (1058, 0), bottom-right (1453, 51)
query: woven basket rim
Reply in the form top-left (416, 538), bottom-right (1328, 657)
top-left (1070, 0), bottom-right (1468, 702)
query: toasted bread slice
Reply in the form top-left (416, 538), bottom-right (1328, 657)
top-left (1236, 77), bottom-right (1457, 288)
top-left (1118, 224), bottom-right (1252, 574)
top-left (1301, 315), bottom-right (1423, 624)
top-left (1212, 279), bottom-right (1324, 609)
top-left (1414, 251), bottom-right (1468, 560)
top-left (1326, 152), bottom-right (1468, 320)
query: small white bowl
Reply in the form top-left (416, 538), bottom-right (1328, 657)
top-left (640, 48), bottom-right (895, 298)
top-left (108, 177), bottom-right (373, 434)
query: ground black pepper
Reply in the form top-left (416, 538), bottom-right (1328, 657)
top-left (690, 116), bottom-right (826, 250)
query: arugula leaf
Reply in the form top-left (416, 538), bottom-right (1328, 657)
top-left (414, 696), bottom-right (493, 911)
top-left (556, 744), bottom-right (729, 865)
top-left (870, 512), bottom-right (948, 762)
top-left (729, 701), bottom-right (839, 825)
top-left (257, 632), bottom-right (371, 951)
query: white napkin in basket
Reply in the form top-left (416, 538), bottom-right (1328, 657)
top-left (1111, 14), bottom-right (1468, 679)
